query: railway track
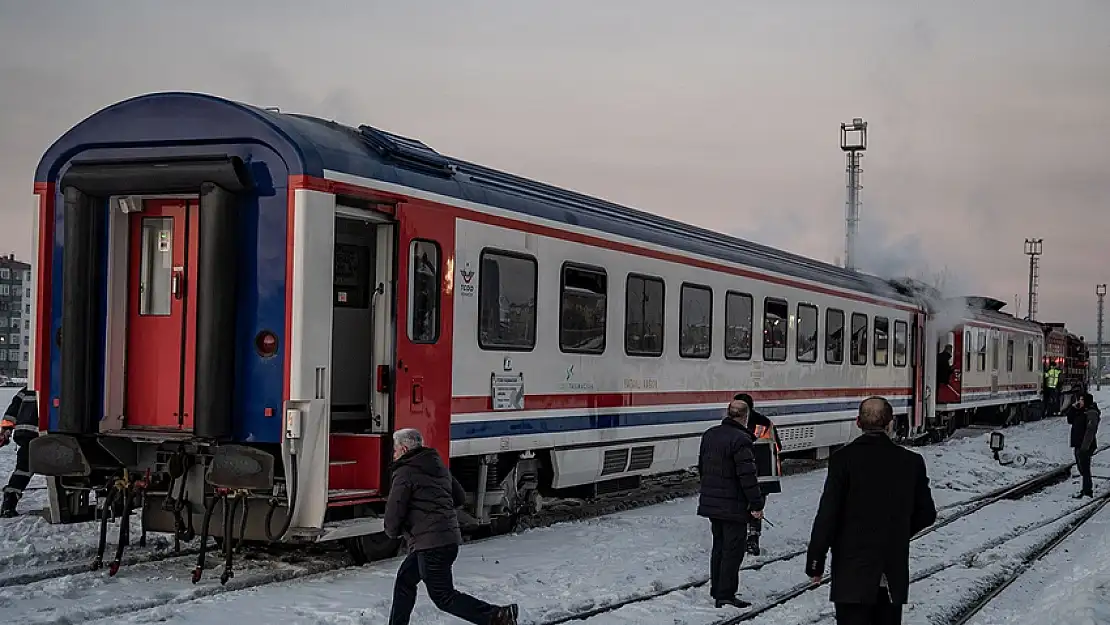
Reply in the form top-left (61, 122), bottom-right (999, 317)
top-left (0, 468), bottom-right (715, 625)
top-left (946, 492), bottom-right (1110, 625)
top-left (0, 440), bottom-right (1097, 625)
top-left (531, 447), bottom-right (1105, 625)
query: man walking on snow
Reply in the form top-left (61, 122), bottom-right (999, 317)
top-left (805, 397), bottom-right (937, 625)
top-left (384, 428), bottom-right (519, 625)
top-left (1066, 392), bottom-right (1100, 498)
top-left (697, 399), bottom-right (764, 609)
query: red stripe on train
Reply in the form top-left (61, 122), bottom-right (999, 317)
top-left (451, 387), bottom-right (914, 414)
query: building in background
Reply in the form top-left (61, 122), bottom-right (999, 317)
top-left (0, 253), bottom-right (32, 381)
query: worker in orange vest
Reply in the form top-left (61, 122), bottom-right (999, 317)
top-left (733, 394), bottom-right (781, 556)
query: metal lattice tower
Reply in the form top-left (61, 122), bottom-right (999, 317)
top-left (1098, 284), bottom-right (1106, 391)
top-left (841, 118), bottom-right (867, 271)
top-left (1024, 239), bottom-right (1043, 321)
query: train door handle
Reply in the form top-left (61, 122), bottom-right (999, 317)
top-left (171, 271), bottom-right (183, 299)
top-left (411, 377), bottom-right (424, 405)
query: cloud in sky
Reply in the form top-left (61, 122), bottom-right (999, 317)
top-left (0, 0), bottom-right (1107, 337)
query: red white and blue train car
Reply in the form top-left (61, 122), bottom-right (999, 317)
top-left (23, 92), bottom-right (1044, 570)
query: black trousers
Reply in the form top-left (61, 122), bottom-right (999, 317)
top-left (835, 588), bottom-right (902, 625)
top-left (709, 519), bottom-right (747, 599)
top-left (388, 543), bottom-right (497, 625)
top-left (3, 431), bottom-right (35, 499)
top-left (1075, 447), bottom-right (1094, 495)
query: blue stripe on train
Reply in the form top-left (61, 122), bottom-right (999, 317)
top-left (450, 397), bottom-right (911, 440)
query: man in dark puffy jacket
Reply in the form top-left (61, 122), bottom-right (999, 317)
top-left (384, 428), bottom-right (518, 625)
top-left (1, 387), bottom-right (38, 518)
top-left (697, 399), bottom-right (764, 609)
top-left (1066, 393), bottom-right (1100, 498)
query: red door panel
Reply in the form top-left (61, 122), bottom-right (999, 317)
top-left (394, 202), bottom-right (455, 463)
top-left (125, 199), bottom-right (194, 430)
top-left (938, 327), bottom-right (963, 404)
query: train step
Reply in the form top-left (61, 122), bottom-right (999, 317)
top-left (327, 488), bottom-right (381, 507)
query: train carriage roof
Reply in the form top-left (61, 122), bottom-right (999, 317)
top-left (38, 91), bottom-right (917, 303)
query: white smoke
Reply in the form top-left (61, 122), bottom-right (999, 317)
top-left (853, 218), bottom-right (981, 337)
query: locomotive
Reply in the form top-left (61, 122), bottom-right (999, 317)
top-left (23, 93), bottom-right (1061, 578)
top-left (1042, 322), bottom-right (1090, 412)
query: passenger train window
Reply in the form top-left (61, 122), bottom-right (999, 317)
top-left (1006, 338), bottom-right (1015, 372)
top-left (873, 317), bottom-right (889, 366)
top-left (724, 291), bottom-right (753, 361)
top-left (825, 309), bottom-right (845, 364)
top-left (478, 249), bottom-right (537, 351)
top-left (850, 313), bottom-right (868, 366)
top-left (625, 274), bottom-right (664, 357)
top-left (893, 320), bottom-right (908, 367)
top-left (763, 298), bottom-right (788, 362)
top-left (796, 304), bottom-right (818, 363)
top-left (1027, 341), bottom-right (1035, 371)
top-left (408, 240), bottom-right (441, 343)
top-left (560, 264), bottom-right (607, 354)
top-left (991, 335), bottom-right (1000, 371)
top-left (679, 284), bottom-right (712, 359)
top-left (976, 332), bottom-right (987, 371)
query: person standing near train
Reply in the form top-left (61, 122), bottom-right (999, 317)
top-left (805, 397), bottom-right (937, 625)
top-left (733, 393), bottom-right (780, 556)
top-left (1066, 392), bottom-right (1100, 498)
top-left (0, 386), bottom-right (38, 518)
top-left (697, 399), bottom-right (764, 609)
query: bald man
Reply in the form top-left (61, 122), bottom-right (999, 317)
top-left (805, 397), bottom-right (937, 625)
top-left (697, 399), bottom-right (764, 609)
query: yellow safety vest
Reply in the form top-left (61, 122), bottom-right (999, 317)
top-left (1045, 368), bottom-right (1060, 387)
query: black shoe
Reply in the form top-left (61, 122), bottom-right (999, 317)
top-left (0, 492), bottom-right (17, 518)
top-left (746, 535), bottom-right (761, 557)
top-left (715, 597), bottom-right (752, 609)
top-left (492, 604), bottom-right (519, 625)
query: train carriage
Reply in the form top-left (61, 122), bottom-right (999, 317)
top-left (22, 92), bottom-right (1054, 573)
top-left (931, 297), bottom-right (1045, 431)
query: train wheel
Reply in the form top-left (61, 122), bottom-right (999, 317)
top-left (346, 532), bottom-right (402, 565)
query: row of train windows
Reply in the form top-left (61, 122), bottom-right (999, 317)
top-left (432, 249), bottom-right (911, 366)
top-left (962, 331), bottom-right (1038, 373)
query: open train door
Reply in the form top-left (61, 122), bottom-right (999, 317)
top-left (913, 312), bottom-right (933, 436)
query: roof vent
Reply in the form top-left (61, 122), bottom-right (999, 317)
top-left (263, 106), bottom-right (280, 113)
top-left (357, 125), bottom-right (455, 178)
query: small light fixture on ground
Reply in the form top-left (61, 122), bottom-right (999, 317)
top-left (989, 431), bottom-right (1005, 461)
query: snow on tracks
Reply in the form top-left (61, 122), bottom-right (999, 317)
top-left (0, 549), bottom-right (346, 625)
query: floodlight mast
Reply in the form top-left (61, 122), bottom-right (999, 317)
top-left (841, 118), bottom-right (867, 271)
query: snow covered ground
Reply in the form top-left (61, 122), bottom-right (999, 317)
top-left (962, 498), bottom-right (1110, 625)
top-left (0, 388), bottom-right (1107, 625)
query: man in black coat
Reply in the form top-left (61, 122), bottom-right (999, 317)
top-left (1065, 392), bottom-right (1100, 498)
top-left (697, 399), bottom-right (764, 609)
top-left (384, 428), bottom-right (518, 625)
top-left (805, 397), bottom-right (937, 625)
top-left (0, 387), bottom-right (38, 518)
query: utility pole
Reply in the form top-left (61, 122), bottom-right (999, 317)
top-left (1098, 284), bottom-right (1106, 391)
top-left (1024, 239), bottom-right (1043, 321)
top-left (841, 118), bottom-right (867, 271)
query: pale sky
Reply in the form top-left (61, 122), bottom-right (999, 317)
top-left (1, 1), bottom-right (1108, 339)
